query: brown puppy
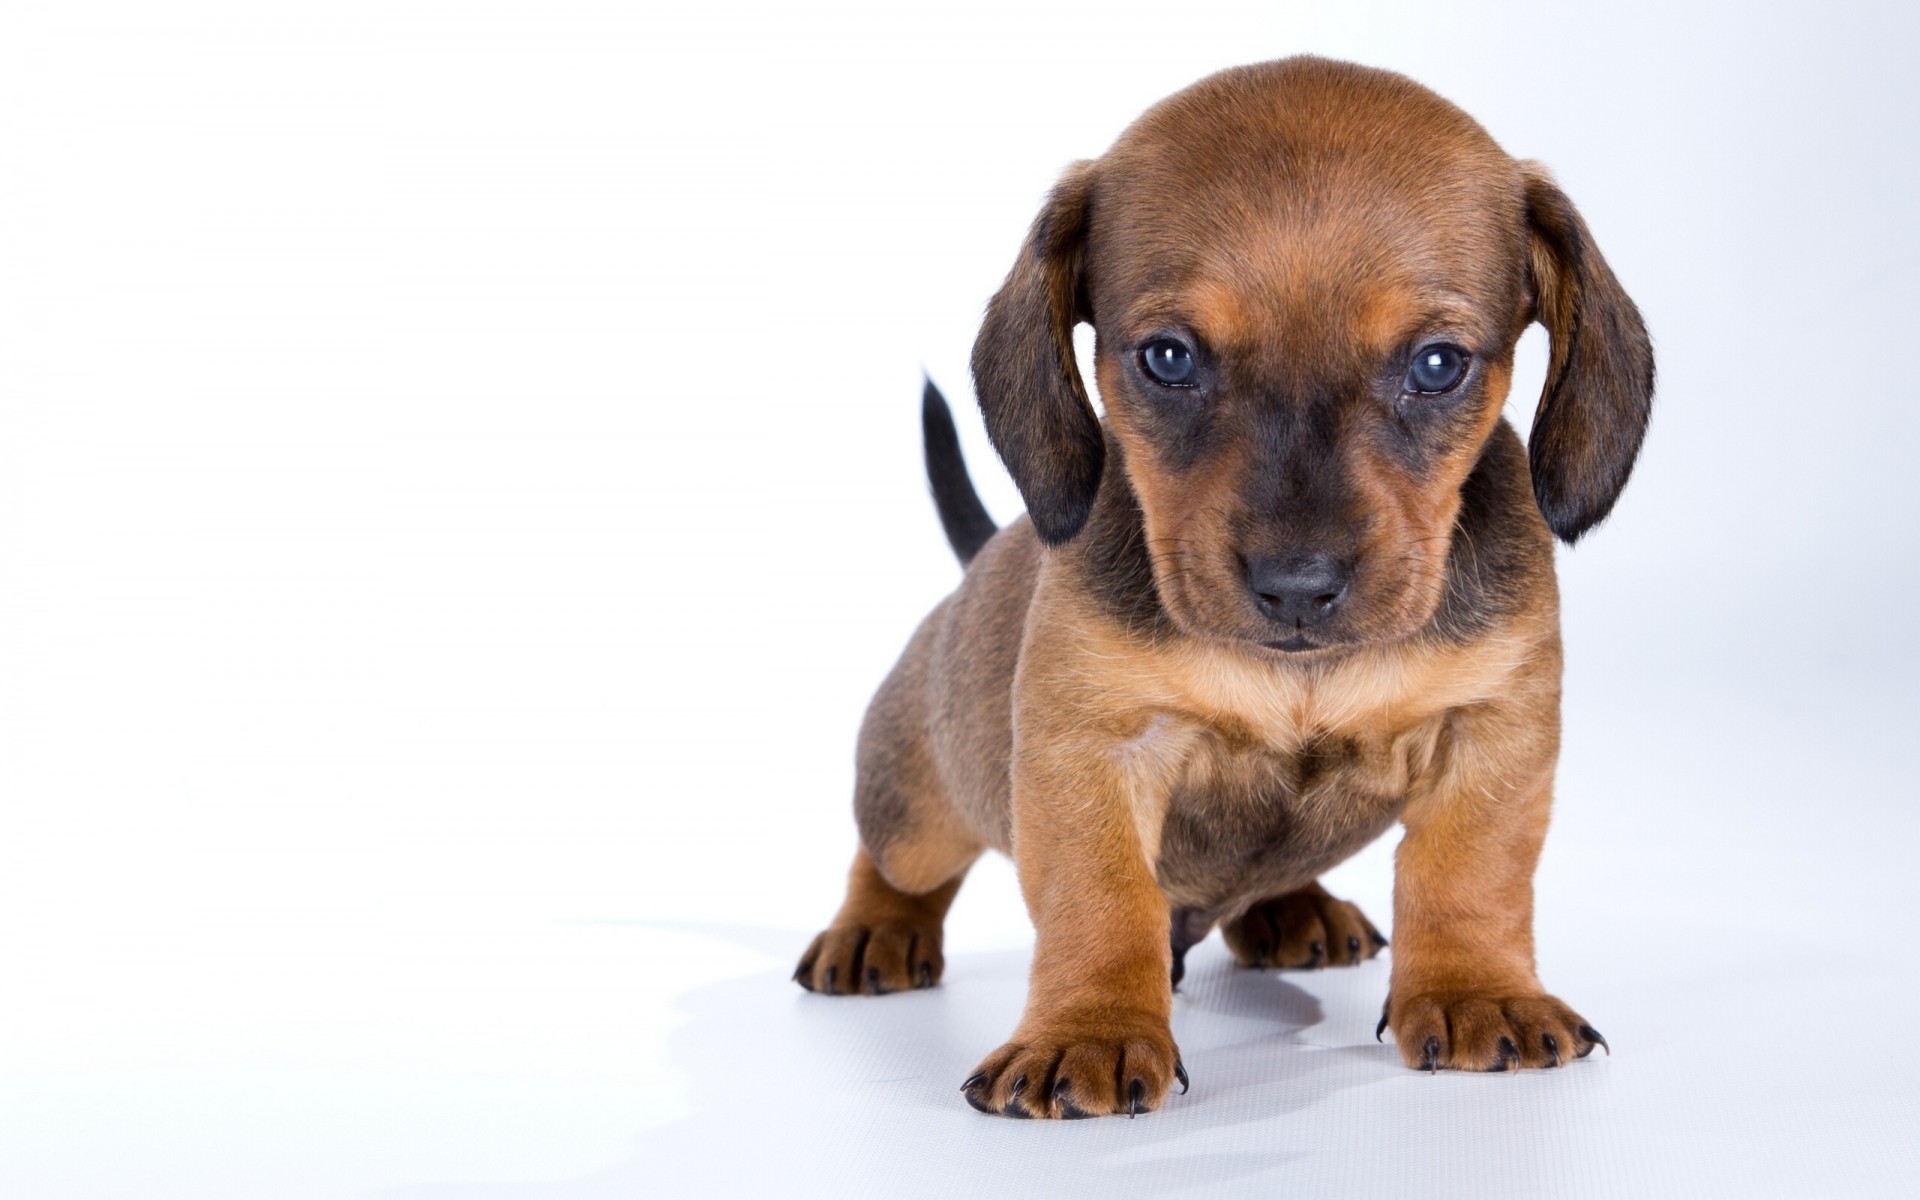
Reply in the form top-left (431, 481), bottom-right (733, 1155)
top-left (795, 56), bottom-right (1652, 1119)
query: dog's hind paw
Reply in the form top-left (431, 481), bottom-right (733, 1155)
top-left (793, 922), bottom-right (943, 996)
top-left (1222, 882), bottom-right (1387, 970)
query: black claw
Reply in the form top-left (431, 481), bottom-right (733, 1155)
top-left (793, 963), bottom-right (815, 992)
top-left (1542, 1033), bottom-right (1561, 1068)
top-left (1007, 1074), bottom-right (1039, 1118)
top-left (1174, 1061), bottom-right (1190, 1095)
top-left (1422, 1035), bottom-right (1441, 1073)
top-left (1052, 1078), bottom-right (1091, 1119)
top-left (919, 961), bottom-right (934, 989)
top-left (1347, 935), bottom-right (1362, 958)
top-left (823, 965), bottom-right (837, 995)
top-left (1376, 1010), bottom-right (1390, 1043)
top-left (1578, 1025), bottom-right (1610, 1056)
top-left (1370, 929), bottom-right (1390, 948)
top-left (866, 966), bottom-right (885, 995)
top-left (1306, 940), bottom-right (1325, 967)
top-left (1491, 1037), bottom-right (1519, 1072)
top-left (962, 1080), bottom-right (995, 1114)
top-left (1170, 946), bottom-right (1186, 990)
top-left (1128, 1077), bottom-right (1146, 1118)
top-left (1255, 940), bottom-right (1270, 969)
top-left (961, 1072), bottom-right (987, 1092)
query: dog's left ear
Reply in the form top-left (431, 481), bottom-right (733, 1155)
top-left (971, 161), bottom-right (1102, 546)
top-left (1521, 163), bottom-right (1656, 544)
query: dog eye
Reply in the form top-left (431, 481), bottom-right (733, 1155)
top-left (1405, 344), bottom-right (1468, 394)
top-left (1140, 339), bottom-right (1197, 386)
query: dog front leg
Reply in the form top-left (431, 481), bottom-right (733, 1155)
top-left (1381, 698), bottom-right (1606, 1071)
top-left (961, 726), bottom-right (1187, 1118)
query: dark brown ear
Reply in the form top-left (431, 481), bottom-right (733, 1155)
top-left (970, 161), bottom-right (1102, 546)
top-left (1522, 163), bottom-right (1655, 544)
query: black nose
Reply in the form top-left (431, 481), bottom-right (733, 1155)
top-left (1246, 552), bottom-right (1352, 627)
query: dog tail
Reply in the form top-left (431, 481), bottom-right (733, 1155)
top-left (921, 376), bottom-right (997, 566)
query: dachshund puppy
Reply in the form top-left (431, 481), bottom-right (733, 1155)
top-left (795, 56), bottom-right (1652, 1119)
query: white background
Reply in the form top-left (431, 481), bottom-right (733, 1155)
top-left (2, 1), bottom-right (1916, 1196)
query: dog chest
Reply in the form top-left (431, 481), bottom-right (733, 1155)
top-left (1150, 718), bottom-right (1429, 917)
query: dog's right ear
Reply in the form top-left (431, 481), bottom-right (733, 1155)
top-left (971, 161), bottom-right (1102, 546)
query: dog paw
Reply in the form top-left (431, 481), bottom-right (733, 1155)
top-left (793, 922), bottom-right (943, 996)
top-left (1222, 885), bottom-right (1387, 969)
top-left (960, 1020), bottom-right (1186, 1118)
top-left (1381, 989), bottom-right (1606, 1071)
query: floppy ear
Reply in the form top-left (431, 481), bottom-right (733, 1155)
top-left (970, 161), bottom-right (1102, 546)
top-left (1521, 163), bottom-right (1656, 544)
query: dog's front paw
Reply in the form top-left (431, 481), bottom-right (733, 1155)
top-left (1381, 989), bottom-right (1607, 1071)
top-left (1222, 884), bottom-right (1387, 969)
top-left (960, 1018), bottom-right (1186, 1118)
top-left (793, 921), bottom-right (943, 996)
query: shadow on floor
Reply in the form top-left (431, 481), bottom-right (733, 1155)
top-left (385, 920), bottom-right (1414, 1198)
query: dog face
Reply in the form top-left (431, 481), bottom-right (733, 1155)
top-left (971, 58), bottom-right (1653, 653)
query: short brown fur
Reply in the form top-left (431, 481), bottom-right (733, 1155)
top-left (798, 57), bottom-right (1651, 1117)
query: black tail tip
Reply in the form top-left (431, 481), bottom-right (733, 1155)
top-left (920, 374), bottom-right (997, 567)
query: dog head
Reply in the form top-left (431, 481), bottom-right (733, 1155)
top-left (971, 57), bottom-right (1653, 653)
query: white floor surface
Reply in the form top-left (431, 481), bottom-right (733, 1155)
top-left (5, 659), bottom-right (1914, 1199)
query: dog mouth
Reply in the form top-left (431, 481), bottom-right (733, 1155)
top-left (1263, 635), bottom-right (1319, 653)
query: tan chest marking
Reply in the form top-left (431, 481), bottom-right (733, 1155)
top-left (1077, 626), bottom-right (1543, 890)
top-left (1165, 631), bottom-right (1538, 749)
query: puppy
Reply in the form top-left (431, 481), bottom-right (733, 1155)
top-left (795, 56), bottom-right (1652, 1119)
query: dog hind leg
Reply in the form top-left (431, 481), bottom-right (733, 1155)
top-left (796, 709), bottom-right (981, 996)
top-left (794, 846), bottom-right (973, 996)
top-left (796, 607), bottom-right (991, 996)
top-left (1169, 907), bottom-right (1214, 989)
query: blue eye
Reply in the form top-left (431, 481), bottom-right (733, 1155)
top-left (1140, 338), bottom-right (1196, 386)
top-left (1405, 344), bottom-right (1468, 394)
